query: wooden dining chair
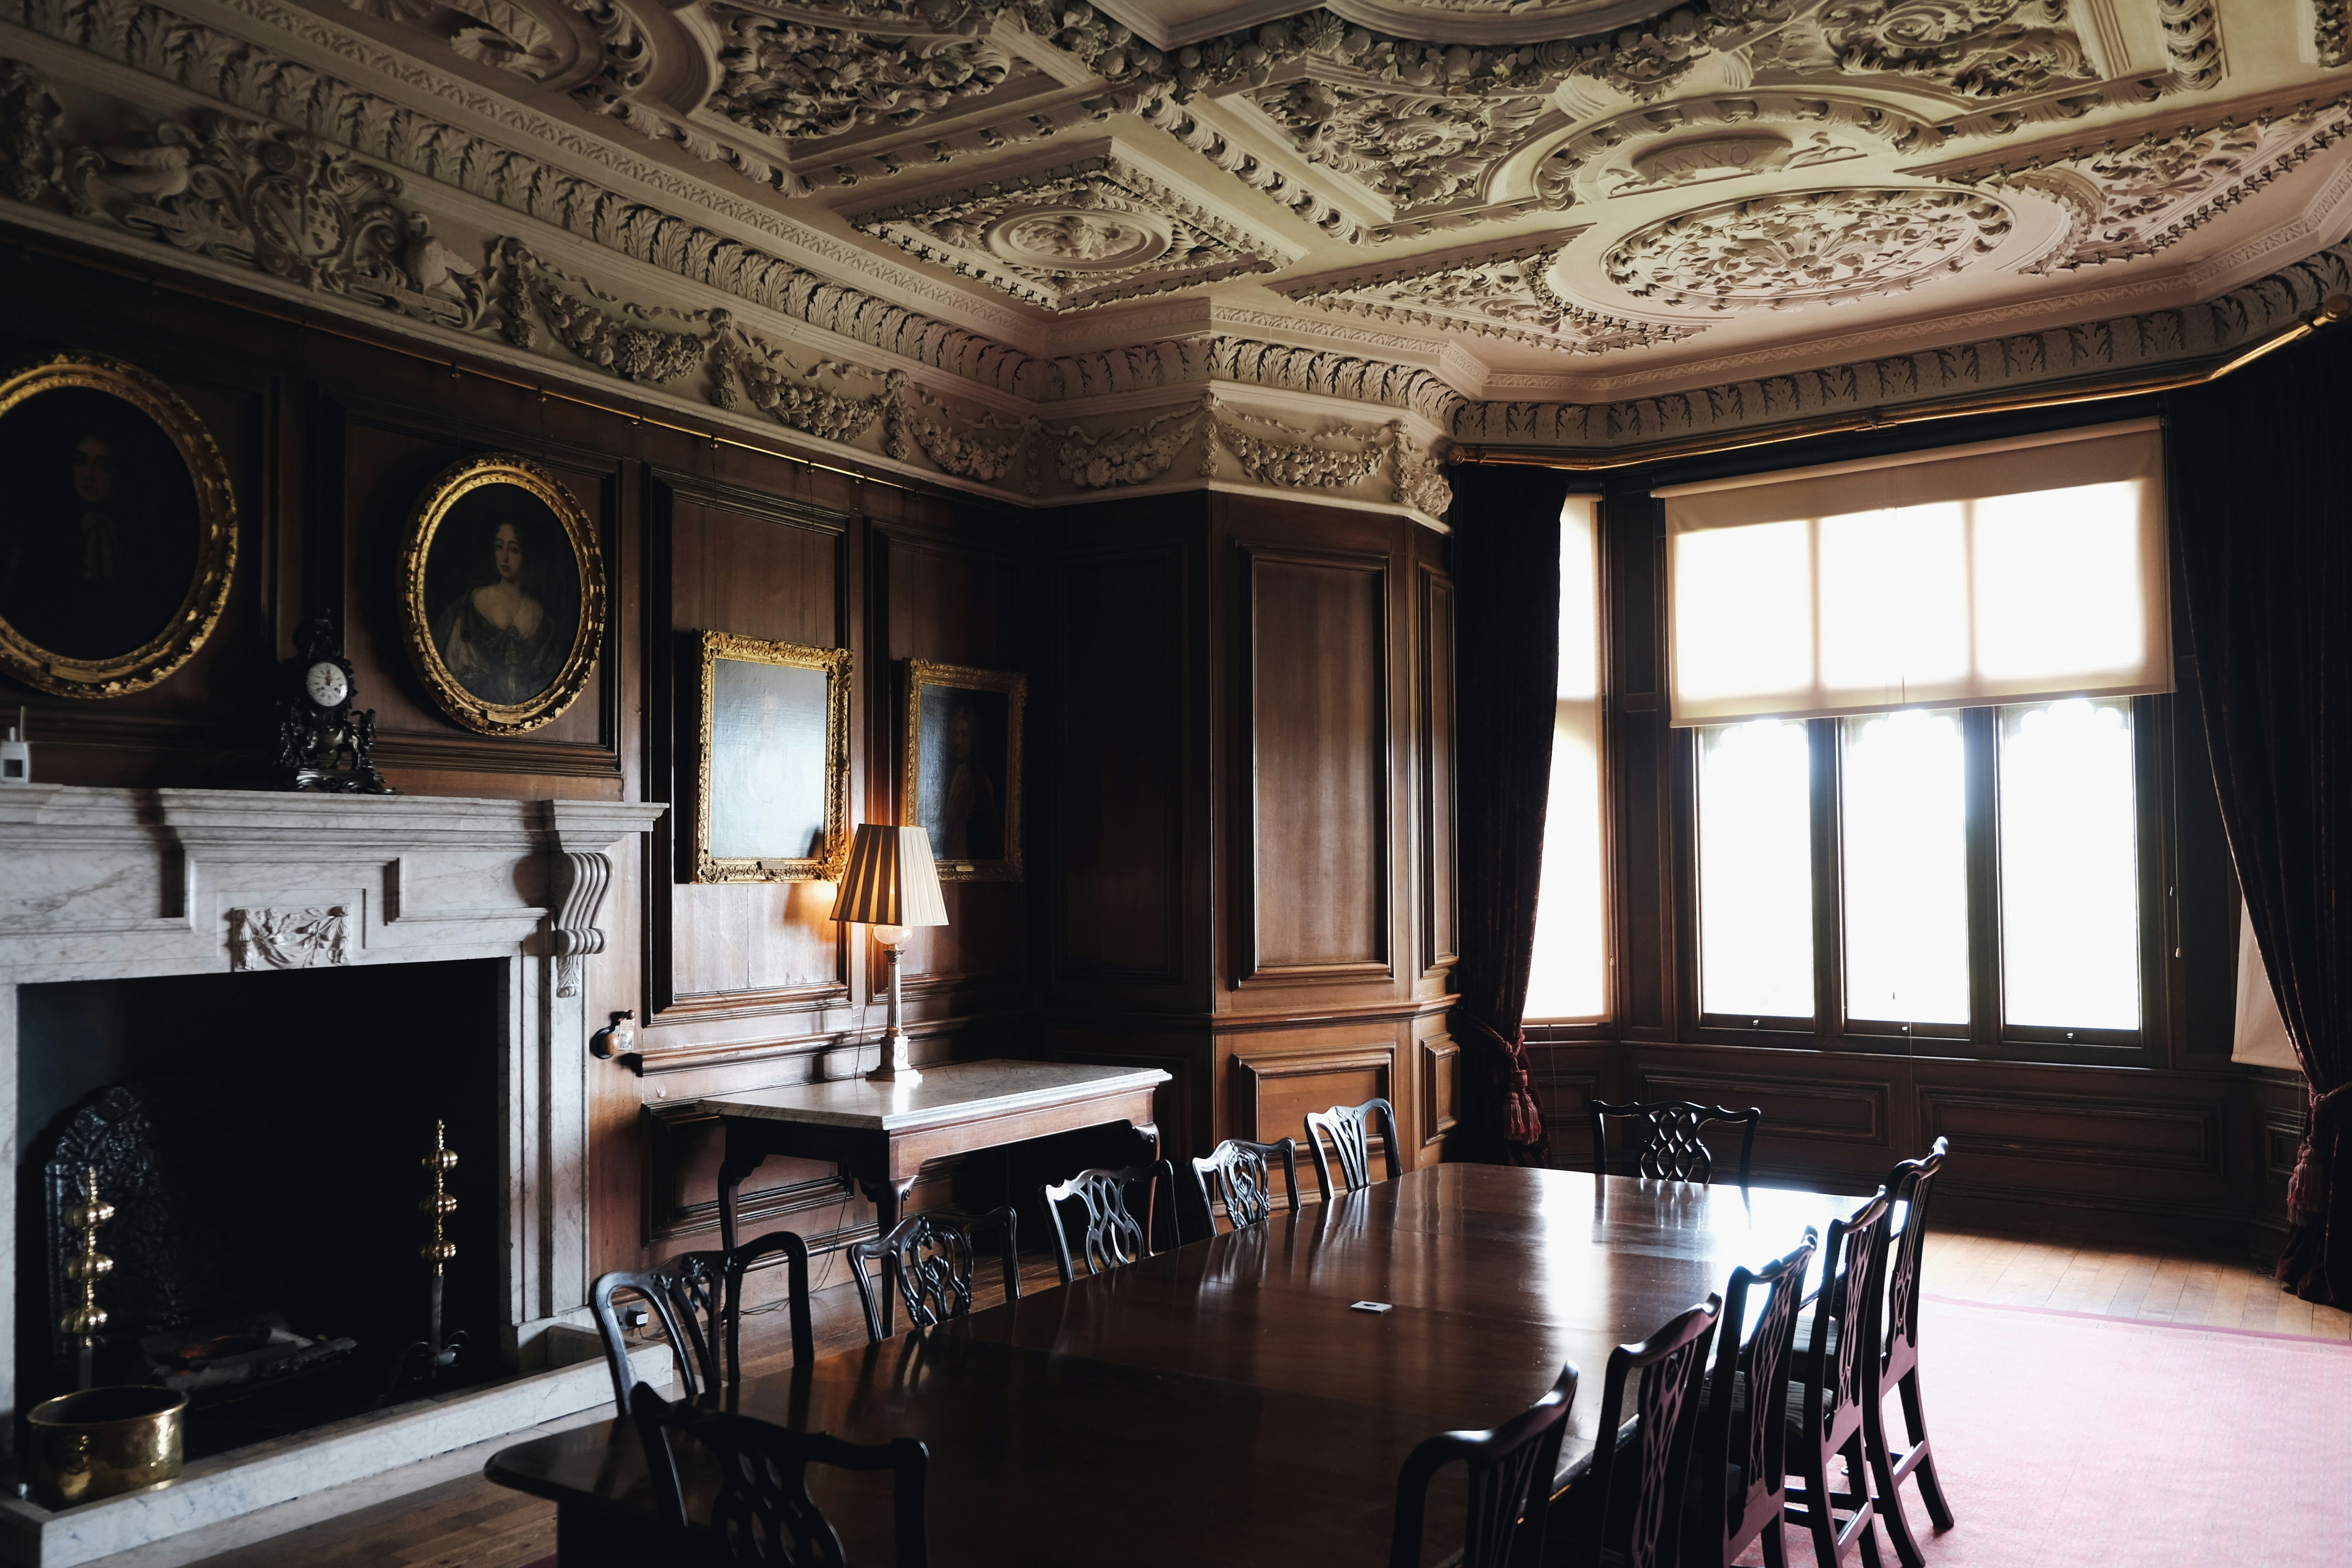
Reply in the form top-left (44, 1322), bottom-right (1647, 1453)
top-left (1782, 1189), bottom-right (1893, 1568)
top-left (588, 1228), bottom-right (814, 1416)
top-left (1041, 1161), bottom-right (1172, 1284)
top-left (1588, 1100), bottom-right (1761, 1185)
top-left (1182, 1137), bottom-right (1301, 1242)
top-left (846, 1206), bottom-right (1020, 1344)
top-left (630, 1381), bottom-right (930, 1566)
top-left (1303, 1096), bottom-right (1403, 1203)
top-left (1864, 1139), bottom-right (1953, 1568)
top-left (1681, 1232), bottom-right (1817, 1568)
top-left (1551, 1297), bottom-right (1722, 1568)
top-left (1389, 1364), bottom-right (1579, 1568)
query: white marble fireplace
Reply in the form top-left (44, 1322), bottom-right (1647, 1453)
top-left (0, 784), bottom-right (668, 1566)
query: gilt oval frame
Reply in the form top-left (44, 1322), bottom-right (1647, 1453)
top-left (397, 453), bottom-right (605, 735)
top-left (0, 353), bottom-right (238, 699)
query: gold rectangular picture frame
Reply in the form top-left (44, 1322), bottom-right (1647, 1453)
top-left (902, 659), bottom-right (1024, 882)
top-left (693, 631), bottom-right (851, 884)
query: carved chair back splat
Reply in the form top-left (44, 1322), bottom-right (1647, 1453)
top-left (1865, 1138), bottom-right (1954, 1568)
top-left (1551, 1296), bottom-right (1721, 1568)
top-left (629, 1381), bottom-right (929, 1567)
top-left (1303, 1097), bottom-right (1403, 1204)
top-left (847, 1207), bottom-right (1020, 1344)
top-left (1687, 1232), bottom-right (1818, 1568)
top-left (589, 1229), bottom-right (813, 1417)
top-left (1041, 1162), bottom-right (1171, 1285)
top-left (1784, 1188), bottom-right (1893, 1568)
top-left (1182, 1138), bottom-right (1301, 1243)
top-left (1387, 1363), bottom-right (1578, 1568)
top-left (1587, 1099), bottom-right (1761, 1186)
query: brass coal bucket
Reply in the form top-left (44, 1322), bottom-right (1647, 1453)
top-left (24, 1387), bottom-right (187, 1510)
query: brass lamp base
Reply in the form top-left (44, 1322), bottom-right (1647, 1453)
top-left (864, 943), bottom-right (920, 1083)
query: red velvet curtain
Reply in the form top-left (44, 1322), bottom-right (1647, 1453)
top-left (2172, 328), bottom-right (2352, 1304)
top-left (1446, 463), bottom-right (1573, 1167)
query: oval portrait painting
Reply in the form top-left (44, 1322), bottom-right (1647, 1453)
top-left (0, 355), bottom-right (237, 698)
top-left (398, 454), bottom-right (604, 735)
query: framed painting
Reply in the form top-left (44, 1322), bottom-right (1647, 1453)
top-left (0, 353), bottom-right (238, 698)
top-left (694, 631), bottom-right (851, 883)
top-left (902, 659), bottom-right (1024, 882)
top-left (397, 453), bottom-right (605, 735)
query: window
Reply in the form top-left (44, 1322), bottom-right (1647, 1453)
top-left (1668, 421), bottom-right (2168, 1053)
top-left (1526, 498), bottom-right (1606, 1021)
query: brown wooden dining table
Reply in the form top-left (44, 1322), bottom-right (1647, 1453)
top-left (486, 1163), bottom-right (1880, 1566)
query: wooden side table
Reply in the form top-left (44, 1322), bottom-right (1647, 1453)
top-left (705, 1060), bottom-right (1169, 1325)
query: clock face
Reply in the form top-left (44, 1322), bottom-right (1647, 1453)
top-left (305, 660), bottom-right (350, 708)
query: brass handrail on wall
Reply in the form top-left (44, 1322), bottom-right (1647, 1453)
top-left (1449, 294), bottom-right (2352, 475)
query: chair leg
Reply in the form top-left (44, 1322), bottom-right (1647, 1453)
top-left (1842, 1435), bottom-right (1882, 1568)
top-left (1791, 1441), bottom-right (1841, 1568)
top-left (1760, 1519), bottom-right (1787, 1568)
top-left (1862, 1393), bottom-right (1926, 1568)
top-left (1896, 1370), bottom-right (1955, 1531)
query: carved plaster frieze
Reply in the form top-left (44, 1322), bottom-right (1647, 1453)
top-left (2322, 1), bottom-right (2352, 72)
top-left (1050, 397), bottom-right (1209, 488)
top-left (1280, 239), bottom-right (1697, 353)
top-left (1454, 236), bottom-right (2352, 451)
top-left (19, 83), bottom-right (493, 332)
top-left (498, 239), bottom-right (712, 381)
top-left (1245, 79), bottom-right (1551, 215)
top-left (705, 9), bottom-right (1018, 142)
top-left (1130, 94), bottom-right (1365, 241)
top-left (852, 154), bottom-right (1287, 309)
top-left (1534, 93), bottom-right (1940, 211)
top-left (1747, 0), bottom-right (2092, 101)
top-left (1947, 97), bottom-right (2352, 275)
top-left (1601, 186), bottom-right (2015, 313)
top-left (883, 369), bottom-right (1038, 485)
top-left (1198, 409), bottom-right (1450, 516)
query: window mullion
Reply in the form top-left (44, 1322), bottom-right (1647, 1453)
top-left (1963, 706), bottom-right (2001, 1050)
top-left (1810, 715), bottom-right (1843, 1042)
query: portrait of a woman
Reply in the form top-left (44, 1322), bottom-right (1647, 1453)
top-left (402, 457), bottom-right (599, 733)
top-left (430, 511), bottom-right (572, 706)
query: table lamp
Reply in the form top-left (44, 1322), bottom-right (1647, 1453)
top-left (834, 823), bottom-right (948, 1082)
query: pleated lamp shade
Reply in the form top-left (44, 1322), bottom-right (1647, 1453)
top-left (833, 824), bottom-right (949, 928)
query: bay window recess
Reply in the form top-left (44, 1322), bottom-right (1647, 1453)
top-left (1527, 497), bottom-right (1607, 1023)
top-left (1661, 420), bottom-right (2171, 1052)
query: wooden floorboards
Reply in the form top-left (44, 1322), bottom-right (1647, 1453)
top-left (173, 1231), bottom-right (2341, 1568)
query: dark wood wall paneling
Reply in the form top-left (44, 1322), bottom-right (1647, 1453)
top-left (0, 249), bottom-right (1031, 1291)
top-left (1034, 494), bottom-right (1458, 1172)
top-left (1529, 430), bottom-right (2294, 1256)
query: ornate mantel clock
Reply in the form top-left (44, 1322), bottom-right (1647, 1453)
top-left (272, 616), bottom-right (392, 794)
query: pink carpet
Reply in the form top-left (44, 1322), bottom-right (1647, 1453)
top-left (1738, 1295), bottom-right (2352, 1568)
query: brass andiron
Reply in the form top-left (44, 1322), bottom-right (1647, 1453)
top-left (60, 1167), bottom-right (113, 1392)
top-left (380, 1121), bottom-right (468, 1401)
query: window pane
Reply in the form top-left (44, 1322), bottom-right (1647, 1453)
top-left (1674, 520), bottom-right (1813, 706)
top-left (1528, 499), bottom-right (1605, 1020)
top-left (1698, 719), bottom-right (1814, 1019)
top-left (1841, 710), bottom-right (1969, 1025)
top-left (1999, 698), bottom-right (2140, 1029)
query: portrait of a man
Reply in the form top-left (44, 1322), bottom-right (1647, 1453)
top-left (0, 384), bottom-right (203, 663)
top-left (905, 662), bottom-right (1024, 879)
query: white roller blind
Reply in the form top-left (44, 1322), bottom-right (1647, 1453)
top-left (1660, 420), bottom-right (2171, 726)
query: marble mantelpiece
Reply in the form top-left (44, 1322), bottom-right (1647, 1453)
top-left (0, 784), bottom-right (666, 1565)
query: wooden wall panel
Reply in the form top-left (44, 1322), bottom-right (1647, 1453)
top-left (661, 483), bottom-right (848, 1014)
top-left (1046, 525), bottom-right (1204, 1007)
top-left (1418, 566), bottom-right (1458, 980)
top-left (1917, 1086), bottom-right (2220, 1176)
top-left (1242, 548), bottom-right (1390, 984)
top-left (1231, 1043), bottom-right (1395, 1153)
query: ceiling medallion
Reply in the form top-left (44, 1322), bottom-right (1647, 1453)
top-left (706, 9), bottom-right (1015, 142)
top-left (1247, 79), bottom-right (1553, 214)
top-left (1752, 0), bottom-right (2095, 101)
top-left (1601, 187), bottom-right (2015, 312)
top-left (853, 153), bottom-right (1290, 311)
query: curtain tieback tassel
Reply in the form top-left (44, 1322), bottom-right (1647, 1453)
top-left (2286, 1081), bottom-right (2352, 1224)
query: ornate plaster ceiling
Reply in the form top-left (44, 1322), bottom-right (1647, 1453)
top-left (2, 0), bottom-right (2349, 515)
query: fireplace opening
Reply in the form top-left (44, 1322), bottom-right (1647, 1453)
top-left (15, 961), bottom-right (503, 1462)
